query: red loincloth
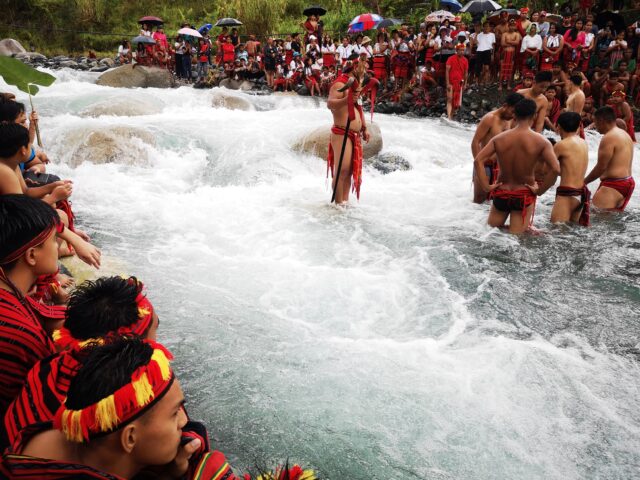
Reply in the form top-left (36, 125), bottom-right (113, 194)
top-left (327, 126), bottom-right (363, 200)
top-left (597, 177), bottom-right (635, 211)
top-left (492, 188), bottom-right (537, 223)
top-left (556, 185), bottom-right (591, 226)
top-left (501, 49), bottom-right (515, 81)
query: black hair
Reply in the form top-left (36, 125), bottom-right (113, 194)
top-left (569, 74), bottom-right (583, 86)
top-left (594, 106), bottom-right (616, 123)
top-left (514, 99), bottom-right (537, 119)
top-left (535, 71), bottom-right (552, 83)
top-left (545, 85), bottom-right (557, 92)
top-left (0, 123), bottom-right (29, 158)
top-left (557, 111), bottom-right (581, 132)
top-left (65, 338), bottom-right (154, 410)
top-left (65, 276), bottom-right (144, 340)
top-left (505, 92), bottom-right (524, 106)
top-left (0, 194), bottom-right (59, 268)
top-left (546, 137), bottom-right (557, 145)
top-left (608, 71), bottom-right (619, 78)
top-left (0, 100), bottom-right (24, 123)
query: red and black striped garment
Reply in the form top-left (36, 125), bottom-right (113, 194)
top-left (0, 454), bottom-right (123, 479)
top-left (0, 289), bottom-right (56, 426)
top-left (4, 352), bottom-right (80, 454)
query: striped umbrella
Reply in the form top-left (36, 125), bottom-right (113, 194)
top-left (348, 13), bottom-right (383, 33)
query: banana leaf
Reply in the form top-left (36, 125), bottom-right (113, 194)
top-left (0, 56), bottom-right (56, 95)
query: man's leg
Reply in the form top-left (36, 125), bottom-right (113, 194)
top-left (593, 186), bottom-right (624, 209)
top-left (330, 132), bottom-right (353, 204)
top-left (550, 196), bottom-right (580, 223)
top-left (487, 205), bottom-right (509, 228)
top-left (508, 204), bottom-right (535, 234)
top-left (446, 85), bottom-right (453, 119)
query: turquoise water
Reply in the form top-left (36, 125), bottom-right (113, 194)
top-left (7, 70), bottom-right (640, 479)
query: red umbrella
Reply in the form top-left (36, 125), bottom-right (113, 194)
top-left (348, 13), bottom-right (383, 33)
top-left (138, 16), bottom-right (164, 26)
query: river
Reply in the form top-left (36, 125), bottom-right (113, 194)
top-left (5, 70), bottom-right (640, 480)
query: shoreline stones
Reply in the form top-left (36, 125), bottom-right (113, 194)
top-left (293, 123), bottom-right (383, 160)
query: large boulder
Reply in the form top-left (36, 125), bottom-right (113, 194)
top-left (218, 78), bottom-right (243, 90)
top-left (211, 91), bottom-right (254, 111)
top-left (366, 153), bottom-right (411, 174)
top-left (14, 52), bottom-right (46, 62)
top-left (293, 123), bottom-right (383, 160)
top-left (61, 126), bottom-right (156, 167)
top-left (0, 39), bottom-right (26, 57)
top-left (80, 97), bottom-right (164, 117)
top-left (96, 65), bottom-right (175, 89)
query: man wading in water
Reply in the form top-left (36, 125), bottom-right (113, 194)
top-left (327, 57), bottom-right (371, 205)
top-left (475, 99), bottom-right (560, 234)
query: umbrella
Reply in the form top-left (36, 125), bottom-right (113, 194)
top-left (177, 27), bottom-right (203, 38)
top-left (377, 18), bottom-right (402, 29)
top-left (460, 0), bottom-right (501, 14)
top-left (596, 11), bottom-right (625, 34)
top-left (132, 35), bottom-right (157, 45)
top-left (487, 9), bottom-right (518, 24)
top-left (303, 5), bottom-right (327, 17)
top-left (425, 10), bottom-right (456, 23)
top-left (198, 23), bottom-right (213, 34)
top-left (544, 14), bottom-right (563, 24)
top-left (215, 18), bottom-right (243, 27)
top-left (348, 13), bottom-right (383, 32)
top-left (440, 0), bottom-right (463, 12)
top-left (138, 16), bottom-right (163, 26)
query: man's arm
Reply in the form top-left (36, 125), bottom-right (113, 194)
top-left (542, 139), bottom-right (561, 175)
top-left (474, 139), bottom-right (501, 192)
top-left (584, 135), bottom-right (612, 184)
top-left (471, 115), bottom-right (492, 158)
top-left (533, 98), bottom-right (548, 132)
top-left (326, 83), bottom-right (347, 111)
top-left (57, 228), bottom-right (101, 269)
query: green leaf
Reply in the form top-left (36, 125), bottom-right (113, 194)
top-left (0, 57), bottom-right (56, 96)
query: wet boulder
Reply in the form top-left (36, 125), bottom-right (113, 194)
top-left (80, 97), bottom-right (163, 117)
top-left (96, 65), bottom-right (175, 89)
top-left (0, 39), bottom-right (26, 56)
top-left (293, 123), bottom-right (383, 160)
top-left (366, 152), bottom-right (411, 174)
top-left (211, 91), bottom-right (254, 111)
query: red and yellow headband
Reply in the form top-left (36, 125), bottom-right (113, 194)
top-left (53, 281), bottom-right (155, 350)
top-left (54, 341), bottom-right (174, 443)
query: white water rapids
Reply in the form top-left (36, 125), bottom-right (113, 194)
top-left (5, 70), bottom-right (640, 479)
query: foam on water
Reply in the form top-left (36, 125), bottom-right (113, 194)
top-left (4, 70), bottom-right (640, 479)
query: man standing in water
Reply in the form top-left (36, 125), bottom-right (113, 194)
top-left (475, 99), bottom-right (560, 234)
top-left (517, 70), bottom-right (552, 133)
top-left (327, 58), bottom-right (371, 204)
top-left (551, 112), bottom-right (591, 226)
top-left (471, 92), bottom-right (524, 203)
top-left (584, 106), bottom-right (635, 211)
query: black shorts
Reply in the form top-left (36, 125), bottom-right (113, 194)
top-left (477, 50), bottom-right (492, 66)
top-left (493, 196), bottom-right (526, 212)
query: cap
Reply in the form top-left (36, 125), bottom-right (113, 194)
top-left (520, 7), bottom-right (529, 14)
top-left (455, 43), bottom-right (465, 50)
top-left (524, 72), bottom-right (535, 79)
top-left (309, 35), bottom-right (317, 40)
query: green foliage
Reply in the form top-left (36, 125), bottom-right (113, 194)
top-left (0, 56), bottom-right (56, 94)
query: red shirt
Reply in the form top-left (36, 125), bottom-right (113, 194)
top-left (446, 54), bottom-right (469, 82)
top-left (222, 43), bottom-right (235, 63)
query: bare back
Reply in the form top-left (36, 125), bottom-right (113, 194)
top-left (566, 89), bottom-right (585, 114)
top-left (517, 88), bottom-right (548, 132)
top-left (601, 126), bottom-right (634, 178)
top-left (471, 109), bottom-right (511, 159)
top-left (494, 127), bottom-right (555, 189)
top-left (555, 135), bottom-right (589, 187)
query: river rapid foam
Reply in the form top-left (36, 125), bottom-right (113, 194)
top-left (5, 70), bottom-right (640, 480)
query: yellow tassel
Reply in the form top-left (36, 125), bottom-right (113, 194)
top-left (301, 470), bottom-right (317, 480)
top-left (138, 306), bottom-right (150, 318)
top-left (132, 373), bottom-right (155, 406)
top-left (52, 330), bottom-right (61, 341)
top-left (151, 349), bottom-right (172, 381)
top-left (95, 395), bottom-right (119, 431)
top-left (63, 409), bottom-right (84, 443)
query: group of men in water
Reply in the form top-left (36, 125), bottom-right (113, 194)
top-left (472, 69), bottom-right (634, 233)
top-left (0, 96), bottom-right (313, 478)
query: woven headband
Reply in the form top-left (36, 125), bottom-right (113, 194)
top-left (0, 222), bottom-right (62, 265)
top-left (53, 282), bottom-right (155, 350)
top-left (54, 341), bottom-right (174, 443)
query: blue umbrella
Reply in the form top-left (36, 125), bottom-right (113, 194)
top-left (440, 0), bottom-right (463, 12)
top-left (198, 23), bottom-right (213, 34)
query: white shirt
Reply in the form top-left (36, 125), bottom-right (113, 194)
top-left (584, 32), bottom-right (595, 47)
top-left (321, 44), bottom-right (335, 54)
top-left (140, 29), bottom-right (152, 37)
top-left (521, 34), bottom-right (542, 52)
top-left (476, 32), bottom-right (495, 52)
top-left (546, 34), bottom-right (561, 48)
top-left (360, 44), bottom-right (373, 58)
top-left (337, 44), bottom-right (352, 60)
